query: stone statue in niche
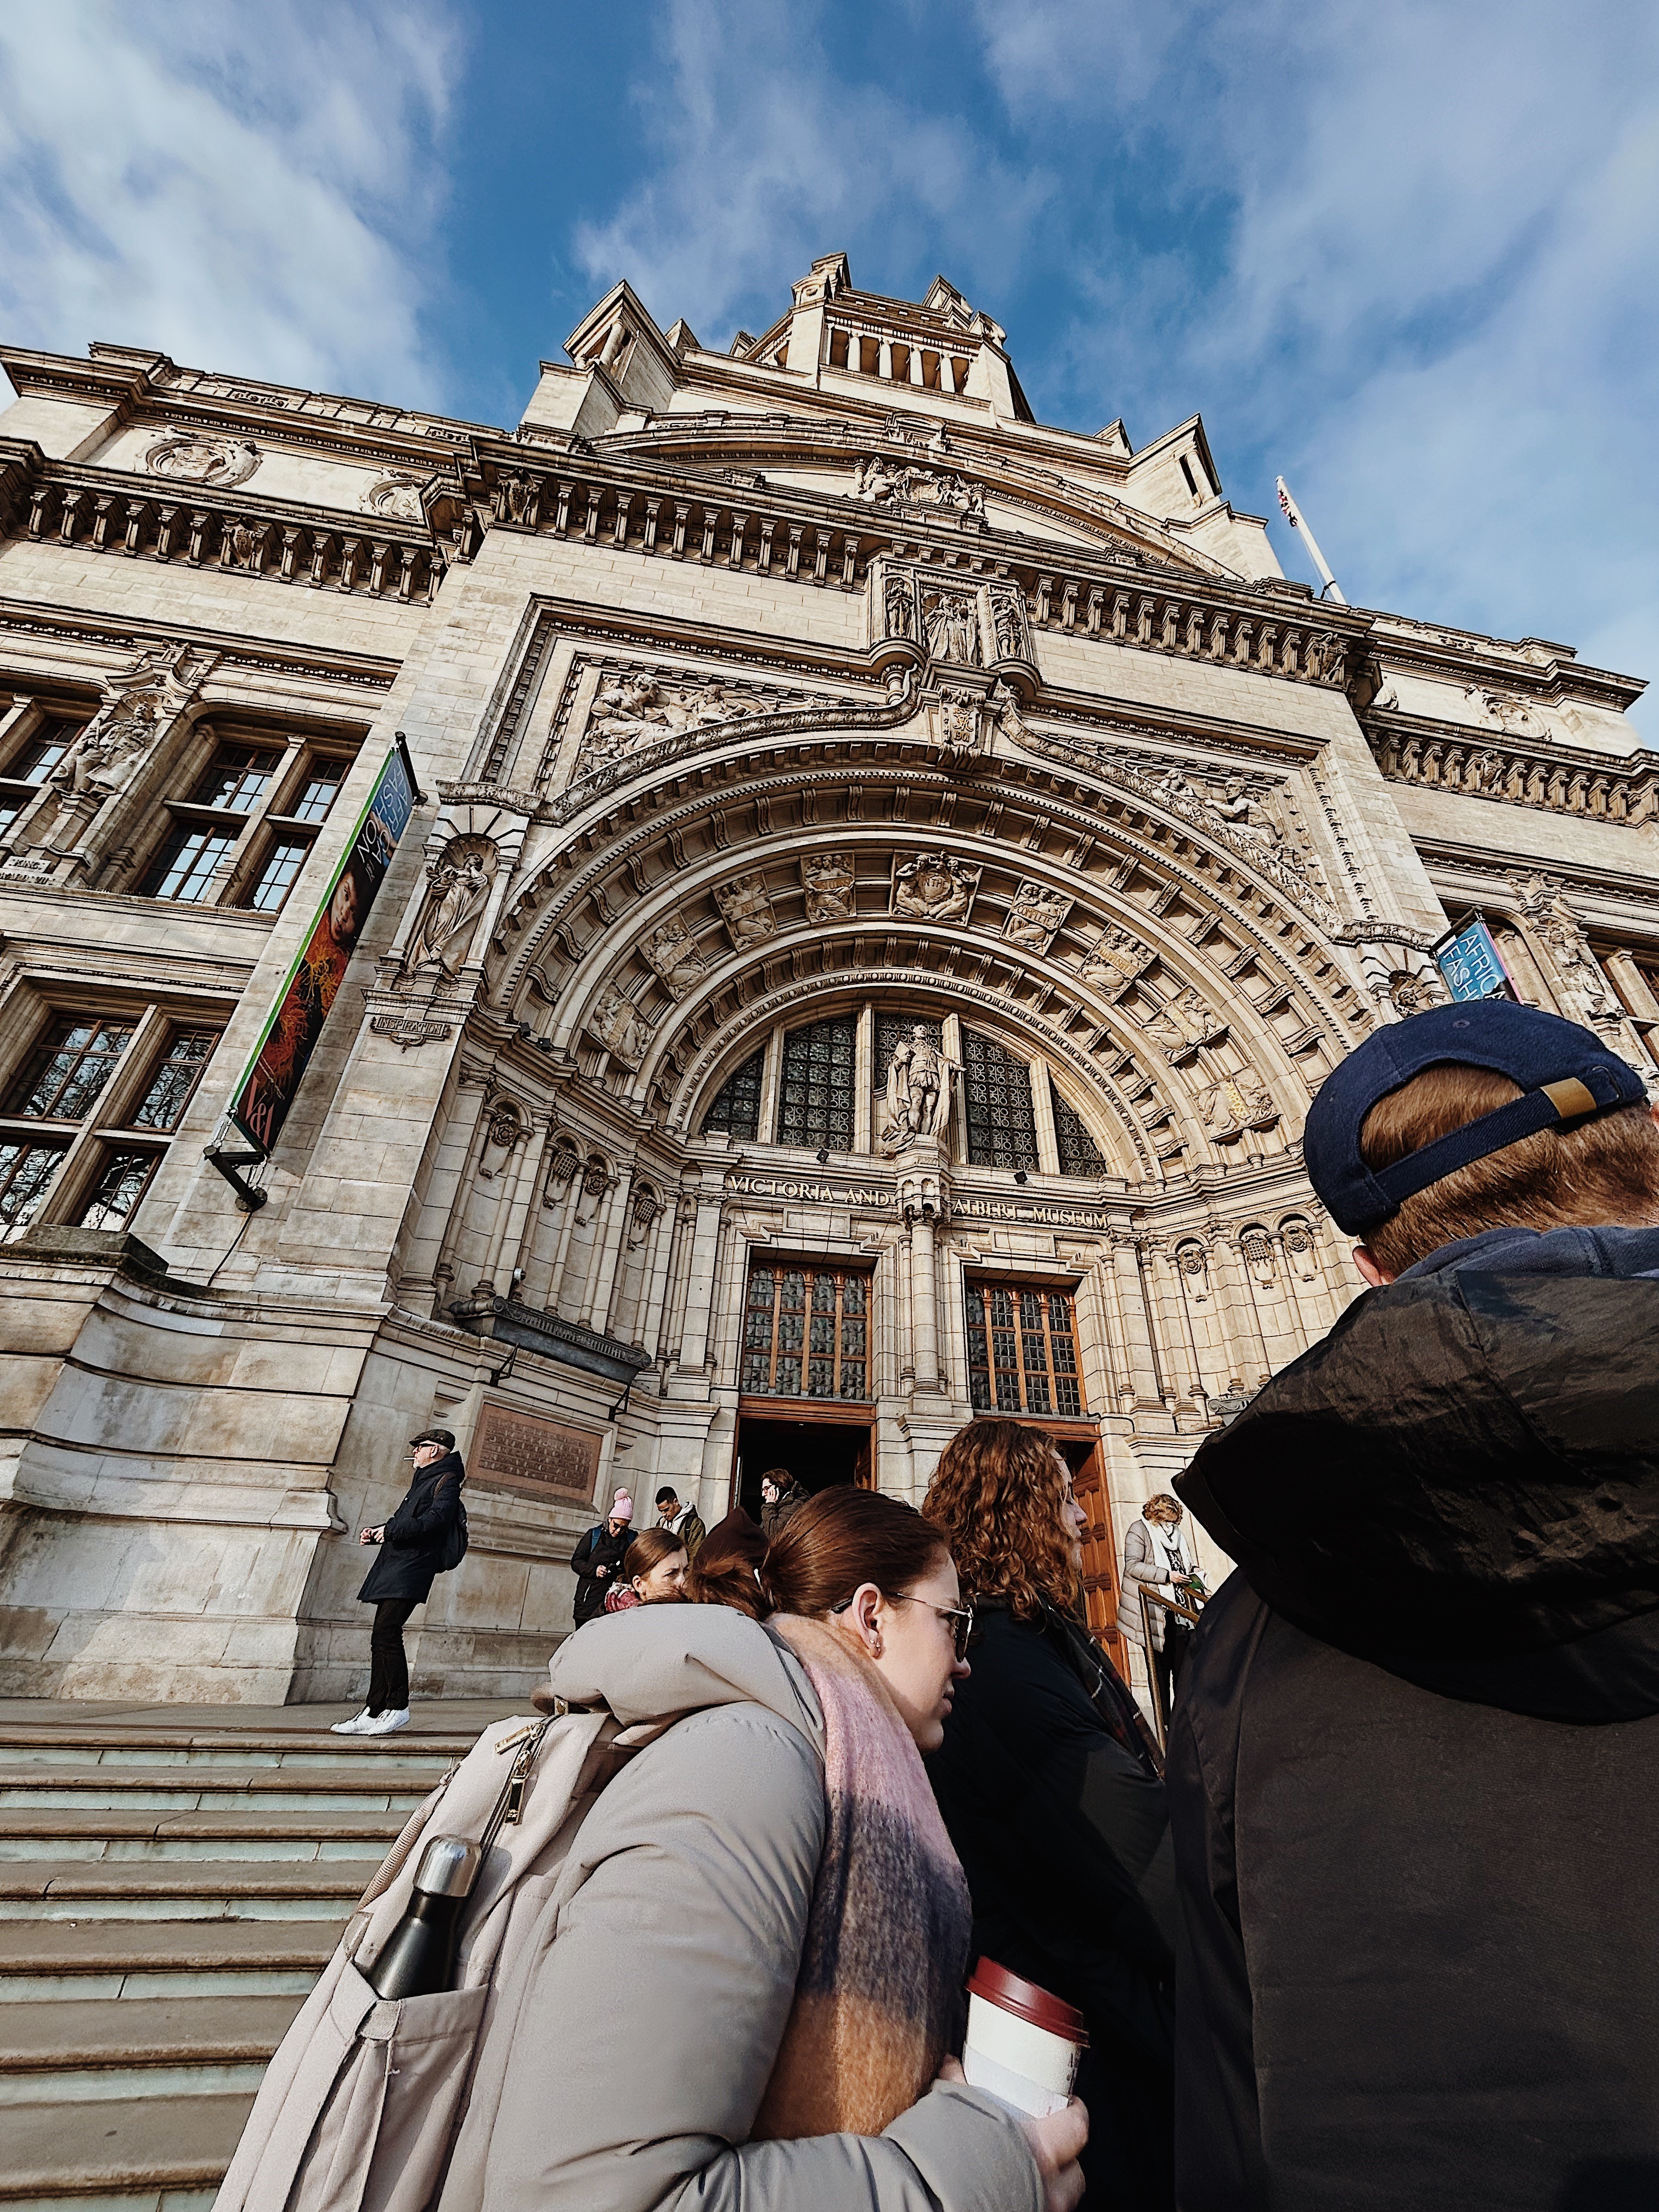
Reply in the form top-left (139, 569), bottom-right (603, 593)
top-left (883, 574), bottom-right (916, 641)
top-left (715, 872), bottom-right (776, 949)
top-left (401, 842), bottom-right (494, 979)
top-left (642, 915), bottom-right (705, 995)
top-left (881, 1025), bottom-right (955, 1150)
top-left (145, 433), bottom-right (260, 487)
top-left (587, 986), bottom-right (650, 1068)
top-left (1003, 879), bottom-right (1071, 953)
top-left (893, 850), bottom-right (980, 923)
top-left (989, 587), bottom-right (1031, 663)
top-left (47, 640), bottom-right (214, 808)
top-left (921, 589), bottom-right (981, 666)
top-left (800, 853), bottom-right (855, 923)
top-left (1142, 986), bottom-right (1228, 1060)
top-left (1080, 923), bottom-right (1156, 996)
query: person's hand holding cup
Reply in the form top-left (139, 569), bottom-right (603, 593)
top-left (934, 2054), bottom-right (1086, 2212)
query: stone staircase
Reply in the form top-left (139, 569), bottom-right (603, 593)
top-left (0, 1700), bottom-right (518, 2211)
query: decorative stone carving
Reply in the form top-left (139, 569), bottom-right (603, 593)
top-left (1280, 1217), bottom-right (1321, 1282)
top-left (543, 1139), bottom-right (580, 1200)
top-left (1079, 923), bottom-right (1156, 996)
top-left (1198, 1064), bottom-right (1280, 1139)
top-left (587, 986), bottom-right (650, 1068)
top-left (880, 1026), bottom-right (956, 1151)
top-left (715, 871), bottom-right (776, 949)
top-left (578, 665), bottom-right (831, 773)
top-left (628, 1183), bottom-right (662, 1245)
top-left (46, 640), bottom-right (215, 806)
top-left (1003, 879), bottom-right (1071, 953)
top-left (1467, 685), bottom-right (1545, 736)
top-left (800, 853), bottom-right (855, 923)
top-left (987, 679), bottom-right (1026, 742)
top-left (989, 585), bottom-right (1032, 664)
top-left (1240, 1226), bottom-right (1278, 1286)
top-left (641, 915), bottom-right (705, 995)
top-left (400, 838), bottom-right (495, 979)
top-left (1513, 874), bottom-right (1615, 1026)
top-left (1141, 986), bottom-right (1228, 1061)
top-left (369, 1010), bottom-right (455, 1049)
top-left (145, 433), bottom-right (259, 487)
top-left (362, 474), bottom-right (426, 524)
top-left (1175, 1240), bottom-right (1212, 1303)
top-left (853, 455), bottom-right (984, 515)
top-left (892, 850), bottom-right (980, 923)
top-left (883, 573), bottom-right (916, 641)
top-left (921, 586), bottom-right (982, 666)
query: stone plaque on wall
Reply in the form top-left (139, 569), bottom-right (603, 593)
top-left (472, 1406), bottom-right (602, 1502)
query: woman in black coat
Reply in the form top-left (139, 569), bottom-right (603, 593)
top-left (331, 1428), bottom-right (466, 1737)
top-left (568, 1489), bottom-right (636, 1626)
top-left (924, 1419), bottom-right (1175, 2210)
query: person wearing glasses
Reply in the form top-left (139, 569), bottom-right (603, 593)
top-left (924, 1420), bottom-right (1176, 2212)
top-left (332, 1427), bottom-right (467, 1738)
top-left (486, 1483), bottom-right (1088, 2212)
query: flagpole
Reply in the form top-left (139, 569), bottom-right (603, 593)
top-left (1275, 476), bottom-right (1347, 605)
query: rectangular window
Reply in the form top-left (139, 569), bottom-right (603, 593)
top-left (189, 744), bottom-right (282, 812)
top-left (741, 1262), bottom-right (870, 1402)
top-left (777, 1017), bottom-right (855, 1150)
top-left (131, 1029), bottom-right (218, 1131)
top-left (8, 720), bottom-right (82, 784)
top-left (146, 825), bottom-right (239, 903)
top-left (966, 1282), bottom-right (1085, 1418)
top-left (7, 1018), bottom-right (134, 1121)
top-left (963, 1029), bottom-right (1039, 1171)
top-left (247, 839), bottom-right (308, 913)
top-left (288, 766), bottom-right (344, 823)
top-left (77, 1149), bottom-right (160, 1229)
top-left (0, 1139), bottom-right (68, 1236)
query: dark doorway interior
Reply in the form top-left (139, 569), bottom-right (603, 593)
top-left (733, 1412), bottom-right (871, 1522)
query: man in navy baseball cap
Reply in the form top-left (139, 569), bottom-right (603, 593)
top-left (1166, 996), bottom-right (1659, 2210)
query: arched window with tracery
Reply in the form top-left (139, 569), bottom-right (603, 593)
top-left (963, 1028), bottom-right (1038, 1170)
top-left (701, 1048), bottom-right (763, 1140)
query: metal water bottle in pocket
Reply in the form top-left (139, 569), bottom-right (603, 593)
top-left (366, 1836), bottom-right (484, 2000)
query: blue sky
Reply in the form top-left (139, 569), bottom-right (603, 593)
top-left (2, 1), bottom-right (1655, 732)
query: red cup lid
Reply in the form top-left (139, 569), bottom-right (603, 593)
top-left (966, 1957), bottom-right (1088, 2045)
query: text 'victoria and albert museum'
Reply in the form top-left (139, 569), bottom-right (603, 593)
top-left (0, 252), bottom-right (1651, 1702)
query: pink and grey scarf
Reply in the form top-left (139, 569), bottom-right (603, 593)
top-left (752, 1614), bottom-right (972, 2141)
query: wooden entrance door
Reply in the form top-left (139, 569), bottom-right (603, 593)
top-left (1069, 1442), bottom-right (1128, 1675)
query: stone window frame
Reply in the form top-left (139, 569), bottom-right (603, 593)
top-left (0, 701), bottom-right (89, 845)
top-left (0, 995), bottom-right (223, 1240)
top-left (130, 721), bottom-right (364, 916)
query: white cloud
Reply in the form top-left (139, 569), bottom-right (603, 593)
top-left (571, 0), bottom-right (1057, 342)
top-left (0, 0), bottom-right (459, 402)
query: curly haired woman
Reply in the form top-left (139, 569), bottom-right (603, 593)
top-left (924, 1420), bottom-right (1176, 2211)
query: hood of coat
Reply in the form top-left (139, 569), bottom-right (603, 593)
top-left (1178, 1224), bottom-right (1659, 1722)
top-left (548, 1601), bottom-right (826, 1751)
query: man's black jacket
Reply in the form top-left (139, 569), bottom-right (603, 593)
top-left (1171, 1225), bottom-right (1659, 2211)
top-left (357, 1450), bottom-right (466, 1605)
top-left (569, 1520), bottom-right (634, 1626)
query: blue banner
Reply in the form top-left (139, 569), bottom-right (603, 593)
top-left (1435, 918), bottom-right (1513, 1004)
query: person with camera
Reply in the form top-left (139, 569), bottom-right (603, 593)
top-left (331, 1427), bottom-right (467, 1738)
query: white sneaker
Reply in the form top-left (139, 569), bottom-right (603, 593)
top-left (330, 1711), bottom-right (373, 1735)
top-left (359, 1708), bottom-right (410, 1736)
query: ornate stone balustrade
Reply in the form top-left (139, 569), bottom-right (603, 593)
top-left (1369, 717), bottom-right (1659, 825)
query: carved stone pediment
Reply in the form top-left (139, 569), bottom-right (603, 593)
top-left (575, 662), bottom-right (863, 777)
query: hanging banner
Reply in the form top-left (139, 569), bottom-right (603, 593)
top-left (227, 741), bottom-right (419, 1157)
top-left (1435, 917), bottom-right (1514, 1004)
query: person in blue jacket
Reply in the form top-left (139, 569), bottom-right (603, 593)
top-left (331, 1427), bottom-right (466, 1737)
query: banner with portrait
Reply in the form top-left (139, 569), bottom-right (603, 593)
top-left (228, 742), bottom-right (418, 1158)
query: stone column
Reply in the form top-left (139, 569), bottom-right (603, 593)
top-left (674, 1193), bottom-right (725, 1376)
top-left (582, 1166), bottom-right (633, 1333)
top-left (1107, 1222), bottom-right (1162, 1409)
top-left (898, 1139), bottom-right (950, 1396)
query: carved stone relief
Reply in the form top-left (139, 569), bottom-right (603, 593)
top-left (587, 986), bottom-right (651, 1068)
top-left (1280, 1217), bottom-right (1321, 1282)
top-left (1239, 1226), bottom-right (1278, 1287)
top-left (988, 585), bottom-right (1032, 664)
top-left (921, 587), bottom-right (983, 666)
top-left (641, 915), bottom-right (706, 995)
top-left (800, 853), bottom-right (855, 923)
top-left (853, 454), bottom-right (984, 515)
top-left (1003, 879), bottom-right (1072, 953)
top-left (1197, 1063), bottom-right (1280, 1140)
top-left (1175, 1240), bottom-right (1212, 1304)
top-left (1466, 685), bottom-right (1546, 737)
top-left (1513, 874), bottom-right (1616, 1027)
top-left (715, 871), bottom-right (777, 949)
top-left (145, 433), bottom-right (260, 487)
top-left (577, 664), bottom-right (841, 774)
top-left (1141, 986), bottom-right (1228, 1062)
top-left (891, 850), bottom-right (980, 923)
top-left (1079, 923), bottom-right (1156, 997)
top-left (362, 474), bottom-right (426, 524)
top-left (41, 640), bottom-right (216, 812)
top-left (400, 837), bottom-right (495, 980)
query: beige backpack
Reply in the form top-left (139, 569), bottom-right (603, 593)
top-left (216, 1705), bottom-right (668, 2212)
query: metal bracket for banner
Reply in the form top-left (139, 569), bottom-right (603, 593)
top-left (395, 730), bottom-right (427, 806)
top-left (203, 1119), bottom-right (269, 1211)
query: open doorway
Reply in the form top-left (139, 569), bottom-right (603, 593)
top-left (732, 1408), bottom-right (872, 1523)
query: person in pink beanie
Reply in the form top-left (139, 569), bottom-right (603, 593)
top-left (569, 1489), bottom-right (636, 1626)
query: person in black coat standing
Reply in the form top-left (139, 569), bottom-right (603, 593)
top-left (1171, 1002), bottom-right (1659, 2211)
top-left (331, 1428), bottom-right (467, 1738)
top-left (925, 1418), bottom-right (1175, 2210)
top-left (569, 1489), bottom-right (635, 1627)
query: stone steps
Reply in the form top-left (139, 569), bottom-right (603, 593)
top-left (0, 1699), bottom-right (518, 2207)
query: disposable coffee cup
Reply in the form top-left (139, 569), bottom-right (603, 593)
top-left (961, 1958), bottom-right (1087, 2119)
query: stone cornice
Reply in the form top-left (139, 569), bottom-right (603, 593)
top-left (0, 592), bottom-right (400, 699)
top-left (1368, 712), bottom-right (1659, 825)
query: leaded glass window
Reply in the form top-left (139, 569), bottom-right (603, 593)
top-left (701, 1049), bottom-right (764, 1140)
top-left (777, 1018), bottom-right (855, 1150)
top-left (963, 1029), bottom-right (1038, 1171)
top-left (966, 1282), bottom-right (1084, 1417)
top-left (1051, 1080), bottom-right (1106, 1176)
top-left (741, 1262), bottom-right (870, 1401)
top-left (145, 825), bottom-right (239, 902)
top-left (131, 1030), bottom-right (217, 1131)
top-left (77, 1150), bottom-right (160, 1229)
top-left (0, 1139), bottom-right (67, 1236)
top-left (8, 1018), bottom-right (134, 1121)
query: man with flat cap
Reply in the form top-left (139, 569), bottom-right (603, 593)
top-left (1169, 1002), bottom-right (1659, 2210)
top-left (332, 1427), bottom-right (468, 1737)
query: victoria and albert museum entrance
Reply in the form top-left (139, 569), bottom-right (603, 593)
top-left (1, 249), bottom-right (1654, 1708)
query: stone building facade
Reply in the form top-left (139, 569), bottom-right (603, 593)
top-left (0, 251), bottom-right (1651, 1704)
